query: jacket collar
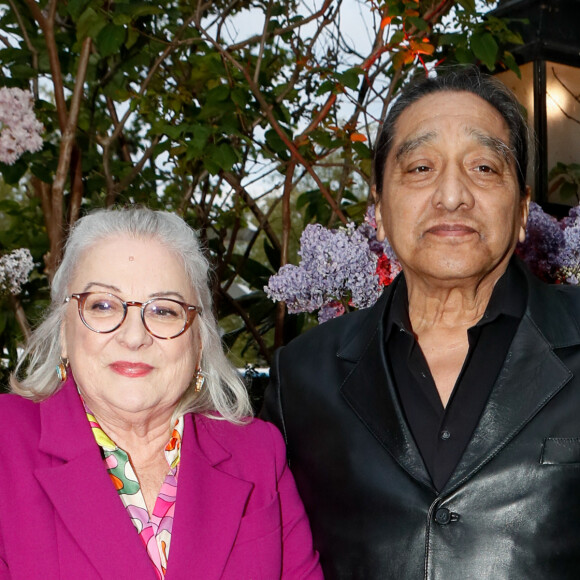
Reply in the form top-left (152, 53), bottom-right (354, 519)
top-left (35, 381), bottom-right (252, 579)
top-left (338, 278), bottom-right (434, 489)
top-left (337, 259), bottom-right (580, 494)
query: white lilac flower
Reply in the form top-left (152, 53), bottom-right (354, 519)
top-left (0, 248), bottom-right (34, 295)
top-left (0, 87), bottom-right (44, 165)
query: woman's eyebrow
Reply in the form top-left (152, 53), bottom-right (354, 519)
top-left (81, 282), bottom-right (121, 293)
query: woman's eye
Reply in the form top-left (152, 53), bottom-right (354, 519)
top-left (476, 165), bottom-right (495, 173)
top-left (149, 304), bottom-right (180, 319)
top-left (409, 165), bottom-right (430, 173)
top-left (88, 300), bottom-right (119, 316)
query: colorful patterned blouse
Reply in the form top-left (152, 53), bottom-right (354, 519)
top-left (85, 408), bottom-right (184, 579)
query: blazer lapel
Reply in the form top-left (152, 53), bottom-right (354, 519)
top-left (339, 285), bottom-right (433, 489)
top-left (166, 415), bottom-right (253, 580)
top-left (444, 299), bottom-right (574, 493)
top-left (34, 380), bottom-right (155, 579)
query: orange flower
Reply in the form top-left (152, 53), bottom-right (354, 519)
top-left (350, 133), bottom-right (367, 142)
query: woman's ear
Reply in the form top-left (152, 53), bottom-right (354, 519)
top-left (60, 323), bottom-right (68, 360)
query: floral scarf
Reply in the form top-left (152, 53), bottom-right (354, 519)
top-left (86, 408), bottom-right (183, 579)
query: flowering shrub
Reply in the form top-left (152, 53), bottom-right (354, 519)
top-left (516, 202), bottom-right (580, 285)
top-left (265, 206), bottom-right (401, 323)
top-left (0, 248), bottom-right (34, 295)
top-left (266, 202), bottom-right (580, 323)
top-left (0, 87), bottom-right (44, 166)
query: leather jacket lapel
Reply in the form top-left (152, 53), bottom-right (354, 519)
top-left (338, 286), bottom-right (433, 490)
top-left (444, 311), bottom-right (573, 493)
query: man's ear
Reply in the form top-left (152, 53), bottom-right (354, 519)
top-left (519, 185), bottom-right (531, 244)
top-left (372, 185), bottom-right (386, 242)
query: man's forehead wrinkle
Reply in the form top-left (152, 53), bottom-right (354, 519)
top-left (466, 127), bottom-right (514, 163)
top-left (395, 131), bottom-right (437, 161)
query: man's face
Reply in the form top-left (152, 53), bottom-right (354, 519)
top-left (375, 91), bottom-right (529, 287)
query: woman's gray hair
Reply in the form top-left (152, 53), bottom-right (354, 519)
top-left (11, 207), bottom-right (252, 423)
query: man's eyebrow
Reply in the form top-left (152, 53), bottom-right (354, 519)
top-left (395, 131), bottom-right (437, 161)
top-left (468, 129), bottom-right (514, 163)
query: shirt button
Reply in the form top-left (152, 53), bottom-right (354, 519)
top-left (440, 430), bottom-right (451, 440)
top-left (435, 508), bottom-right (451, 525)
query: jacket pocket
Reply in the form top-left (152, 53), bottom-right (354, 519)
top-left (540, 437), bottom-right (580, 465)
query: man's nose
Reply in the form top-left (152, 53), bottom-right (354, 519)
top-left (431, 164), bottom-right (475, 211)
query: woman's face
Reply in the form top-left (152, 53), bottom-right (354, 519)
top-left (61, 235), bottom-right (201, 424)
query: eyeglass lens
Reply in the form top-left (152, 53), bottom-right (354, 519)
top-left (80, 293), bottom-right (190, 338)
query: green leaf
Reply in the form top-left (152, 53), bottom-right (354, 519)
top-left (206, 84), bottom-right (230, 102)
top-left (296, 190), bottom-right (331, 226)
top-left (456, 0), bottom-right (476, 11)
top-left (263, 239), bottom-right (280, 271)
top-left (561, 181), bottom-right (579, 200)
top-left (336, 68), bottom-right (362, 90)
top-left (212, 143), bottom-right (238, 171)
top-left (352, 141), bottom-right (371, 159)
top-left (67, 0), bottom-right (92, 19)
top-left (265, 129), bottom-right (288, 156)
top-left (316, 80), bottom-right (336, 96)
top-left (454, 47), bottom-right (474, 65)
top-left (502, 52), bottom-right (520, 77)
top-left (29, 162), bottom-right (53, 183)
top-left (0, 160), bottom-right (28, 185)
top-left (96, 24), bottom-right (126, 57)
top-left (407, 17), bottom-right (428, 31)
top-left (77, 7), bottom-right (107, 41)
top-left (471, 31), bottom-right (499, 70)
top-left (230, 255), bottom-right (273, 287)
top-left (390, 30), bottom-right (405, 45)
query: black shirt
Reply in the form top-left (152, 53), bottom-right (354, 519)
top-left (385, 261), bottom-right (527, 491)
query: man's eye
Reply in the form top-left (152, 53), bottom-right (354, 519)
top-left (476, 164), bottom-right (495, 173)
top-left (409, 165), bottom-right (430, 173)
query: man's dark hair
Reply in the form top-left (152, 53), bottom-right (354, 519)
top-left (373, 66), bottom-right (530, 198)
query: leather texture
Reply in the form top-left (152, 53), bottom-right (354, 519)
top-left (0, 378), bottom-right (322, 579)
top-left (263, 259), bottom-right (580, 579)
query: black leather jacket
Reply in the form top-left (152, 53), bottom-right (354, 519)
top-left (262, 259), bottom-right (580, 579)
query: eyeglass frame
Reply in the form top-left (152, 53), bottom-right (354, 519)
top-left (65, 291), bottom-right (203, 340)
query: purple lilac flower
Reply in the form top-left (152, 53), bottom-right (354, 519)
top-left (516, 202), bottom-right (564, 283)
top-left (318, 301), bottom-right (346, 324)
top-left (0, 248), bottom-right (34, 295)
top-left (265, 222), bottom-right (381, 319)
top-left (557, 214), bottom-right (580, 285)
top-left (0, 87), bottom-right (44, 165)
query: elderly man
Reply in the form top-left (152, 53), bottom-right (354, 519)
top-left (262, 68), bottom-right (580, 579)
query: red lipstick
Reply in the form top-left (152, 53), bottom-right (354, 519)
top-left (110, 361), bottom-right (153, 378)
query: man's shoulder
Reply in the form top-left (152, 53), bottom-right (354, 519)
top-left (282, 296), bottom-right (386, 359)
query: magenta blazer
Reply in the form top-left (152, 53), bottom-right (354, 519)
top-left (0, 378), bottom-right (322, 579)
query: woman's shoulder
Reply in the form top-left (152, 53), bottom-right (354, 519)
top-left (192, 415), bottom-right (286, 473)
top-left (0, 393), bottom-right (41, 444)
top-left (0, 392), bottom-right (39, 418)
top-left (195, 414), bottom-right (283, 448)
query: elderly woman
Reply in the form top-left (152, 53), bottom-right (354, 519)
top-left (0, 208), bottom-right (322, 579)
